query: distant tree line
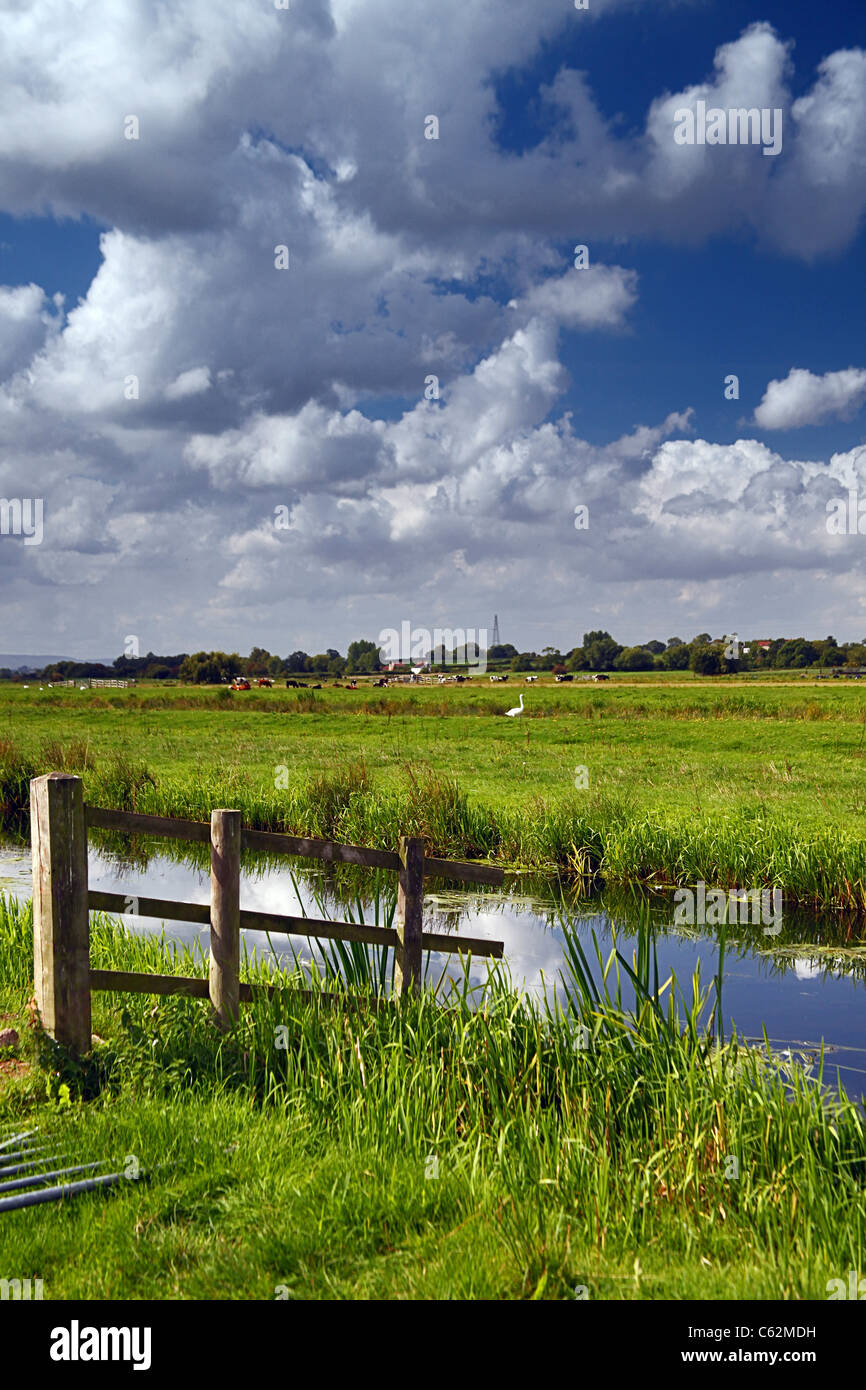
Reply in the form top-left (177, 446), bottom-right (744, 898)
top-left (0, 651), bottom-right (192, 682)
top-left (486, 632), bottom-right (866, 675)
top-left (0, 640), bottom-right (386, 684)
top-left (2, 633), bottom-right (864, 683)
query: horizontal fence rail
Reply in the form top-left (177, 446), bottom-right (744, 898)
top-left (89, 890), bottom-right (504, 957)
top-left (242, 826), bottom-right (400, 871)
top-left (32, 775), bottom-right (506, 1054)
top-left (88, 972), bottom-right (393, 1011)
top-left (85, 806), bottom-right (211, 843)
top-left (86, 805), bottom-right (505, 886)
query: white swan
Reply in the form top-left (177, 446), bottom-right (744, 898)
top-left (505, 693), bottom-right (525, 717)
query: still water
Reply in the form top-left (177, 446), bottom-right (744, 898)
top-left (3, 842), bottom-right (865, 1097)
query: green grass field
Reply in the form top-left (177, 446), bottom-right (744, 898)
top-left (2, 677), bottom-right (866, 910)
top-left (2, 678), bottom-right (865, 1300)
top-left (1, 894), bottom-right (863, 1300)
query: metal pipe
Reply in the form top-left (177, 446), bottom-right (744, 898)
top-left (0, 1130), bottom-right (37, 1152)
top-left (0, 1155), bottom-right (66, 1179)
top-left (0, 1171), bottom-right (124, 1213)
top-left (0, 1161), bottom-right (105, 1196)
top-left (0, 1145), bottom-right (53, 1165)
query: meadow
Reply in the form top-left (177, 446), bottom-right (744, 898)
top-left (0, 893), bottom-right (864, 1300)
top-left (1, 675), bottom-right (865, 911)
top-left (2, 675), bottom-right (866, 1300)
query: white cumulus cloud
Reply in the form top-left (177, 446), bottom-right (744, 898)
top-left (754, 367), bottom-right (866, 429)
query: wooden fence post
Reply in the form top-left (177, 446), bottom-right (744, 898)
top-left (30, 774), bottom-right (91, 1054)
top-left (395, 836), bottom-right (424, 998)
top-left (210, 809), bottom-right (241, 1029)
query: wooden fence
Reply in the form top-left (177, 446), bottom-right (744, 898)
top-left (30, 774), bottom-right (505, 1053)
top-left (55, 679), bottom-right (135, 688)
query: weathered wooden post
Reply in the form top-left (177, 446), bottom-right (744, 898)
top-left (395, 836), bottom-right (424, 998)
top-left (209, 809), bottom-right (241, 1029)
top-left (31, 773), bottom-right (91, 1054)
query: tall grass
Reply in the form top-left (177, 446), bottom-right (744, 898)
top-left (4, 732), bottom-right (866, 912)
top-left (37, 737), bottom-right (96, 773)
top-left (1, 889), bottom-right (864, 1298)
top-left (0, 738), bottom-right (37, 824)
top-left (91, 752), bottom-right (157, 810)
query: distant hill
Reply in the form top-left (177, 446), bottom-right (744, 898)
top-left (0, 654), bottom-right (116, 671)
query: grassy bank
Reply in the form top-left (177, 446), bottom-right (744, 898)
top-left (2, 681), bottom-right (866, 911)
top-left (0, 894), bottom-right (864, 1299)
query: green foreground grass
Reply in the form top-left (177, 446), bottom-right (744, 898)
top-left (0, 894), bottom-right (864, 1300)
top-left (2, 679), bottom-right (866, 910)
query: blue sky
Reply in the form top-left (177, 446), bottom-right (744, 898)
top-left (0, 213), bottom-right (105, 308)
top-left (1, 0), bottom-right (866, 657)
top-left (495, 0), bottom-right (866, 140)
